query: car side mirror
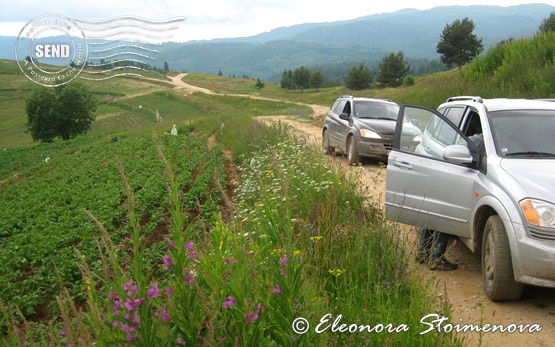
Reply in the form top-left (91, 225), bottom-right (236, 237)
top-left (339, 113), bottom-right (351, 121)
top-left (443, 145), bottom-right (473, 165)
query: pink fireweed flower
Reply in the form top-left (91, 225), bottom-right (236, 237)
top-left (124, 298), bottom-right (135, 311)
top-left (279, 256), bottom-right (287, 266)
top-left (186, 241), bottom-right (194, 251)
top-left (109, 292), bottom-right (118, 301)
top-left (122, 323), bottom-right (135, 333)
top-left (123, 279), bottom-right (138, 296)
top-left (280, 268), bottom-right (286, 276)
top-left (168, 240), bottom-right (175, 249)
top-left (60, 328), bottom-right (66, 337)
top-left (127, 335), bottom-right (135, 343)
top-left (148, 283), bottom-right (159, 299)
top-left (245, 304), bottom-right (261, 324)
top-left (187, 250), bottom-right (196, 259)
top-left (112, 321), bottom-right (119, 327)
top-left (160, 307), bottom-right (171, 322)
top-left (166, 287), bottom-right (173, 296)
top-left (164, 255), bottom-right (172, 269)
top-left (273, 284), bottom-right (282, 294)
top-left (222, 296), bottom-right (236, 309)
top-left (125, 313), bottom-right (132, 321)
top-left (185, 274), bottom-right (195, 285)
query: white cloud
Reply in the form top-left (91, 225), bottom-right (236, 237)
top-left (2, 0), bottom-right (554, 41)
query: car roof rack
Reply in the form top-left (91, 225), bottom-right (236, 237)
top-left (446, 96), bottom-right (483, 103)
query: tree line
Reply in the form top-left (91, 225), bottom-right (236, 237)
top-left (280, 16), bottom-right (487, 91)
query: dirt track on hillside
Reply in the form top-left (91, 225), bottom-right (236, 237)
top-left (171, 75), bottom-right (555, 347)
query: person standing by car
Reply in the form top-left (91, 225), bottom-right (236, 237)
top-left (417, 229), bottom-right (458, 270)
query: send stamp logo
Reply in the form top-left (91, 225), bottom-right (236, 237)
top-left (15, 13), bottom-right (185, 87)
top-left (15, 14), bottom-right (87, 87)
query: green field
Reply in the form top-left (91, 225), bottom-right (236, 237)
top-left (8, 31), bottom-right (555, 344)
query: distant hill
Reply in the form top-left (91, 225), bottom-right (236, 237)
top-left (1, 4), bottom-right (554, 81)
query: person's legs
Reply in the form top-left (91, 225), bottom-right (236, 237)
top-left (416, 228), bottom-right (433, 263)
top-left (430, 232), bottom-right (457, 270)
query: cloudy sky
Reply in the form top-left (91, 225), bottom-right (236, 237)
top-left (2, 0), bottom-right (554, 42)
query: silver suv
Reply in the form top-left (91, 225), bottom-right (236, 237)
top-left (322, 96), bottom-right (421, 164)
top-left (385, 96), bottom-right (555, 301)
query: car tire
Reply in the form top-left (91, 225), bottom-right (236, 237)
top-left (322, 129), bottom-right (333, 155)
top-left (481, 215), bottom-right (524, 301)
top-left (346, 136), bottom-right (360, 165)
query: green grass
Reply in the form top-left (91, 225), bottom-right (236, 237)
top-left (5, 30), bottom-right (555, 343)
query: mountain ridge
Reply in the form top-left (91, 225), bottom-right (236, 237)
top-left (1, 4), bottom-right (554, 81)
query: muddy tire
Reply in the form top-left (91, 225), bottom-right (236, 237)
top-left (481, 215), bottom-right (524, 301)
top-left (322, 129), bottom-right (333, 155)
top-left (346, 136), bottom-right (360, 165)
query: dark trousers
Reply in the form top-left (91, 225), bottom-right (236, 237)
top-left (418, 228), bottom-right (450, 260)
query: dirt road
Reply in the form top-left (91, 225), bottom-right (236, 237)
top-left (261, 116), bottom-right (555, 347)
top-left (170, 75), bottom-right (555, 347)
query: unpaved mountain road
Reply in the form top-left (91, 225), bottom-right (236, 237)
top-left (170, 75), bottom-right (555, 347)
top-left (260, 116), bottom-right (555, 347)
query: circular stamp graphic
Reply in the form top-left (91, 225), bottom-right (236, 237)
top-left (15, 13), bottom-right (88, 87)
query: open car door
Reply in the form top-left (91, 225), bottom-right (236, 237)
top-left (385, 104), bottom-right (478, 238)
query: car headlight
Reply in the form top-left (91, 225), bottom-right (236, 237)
top-left (359, 129), bottom-right (382, 139)
top-left (520, 198), bottom-right (555, 228)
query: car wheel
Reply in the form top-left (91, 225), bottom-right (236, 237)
top-left (346, 136), bottom-right (360, 165)
top-left (322, 129), bottom-right (333, 155)
top-left (481, 215), bottom-right (524, 301)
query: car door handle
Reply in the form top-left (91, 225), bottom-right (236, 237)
top-left (393, 160), bottom-right (414, 170)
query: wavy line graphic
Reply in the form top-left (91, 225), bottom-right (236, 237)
top-left (86, 66), bottom-right (145, 74)
top-left (80, 73), bottom-right (143, 81)
top-left (88, 51), bottom-right (156, 60)
top-left (76, 16), bottom-right (185, 82)
top-left (74, 16), bottom-right (186, 25)
top-left (87, 58), bottom-right (152, 67)
top-left (88, 39), bottom-right (162, 46)
top-left (90, 45), bottom-right (159, 54)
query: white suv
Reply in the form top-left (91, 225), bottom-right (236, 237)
top-left (385, 96), bottom-right (555, 301)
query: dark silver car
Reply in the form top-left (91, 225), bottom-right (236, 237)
top-left (322, 96), bottom-right (421, 164)
top-left (386, 96), bottom-right (555, 301)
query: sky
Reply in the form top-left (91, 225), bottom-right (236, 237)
top-left (2, 0), bottom-right (555, 42)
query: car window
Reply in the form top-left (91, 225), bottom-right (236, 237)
top-left (489, 109), bottom-right (555, 157)
top-left (353, 101), bottom-right (398, 120)
top-left (332, 100), bottom-right (347, 114)
top-left (462, 110), bottom-right (482, 137)
top-left (434, 119), bottom-right (460, 146)
top-left (443, 106), bottom-right (466, 127)
top-left (343, 101), bottom-right (351, 115)
top-left (398, 106), bottom-right (467, 161)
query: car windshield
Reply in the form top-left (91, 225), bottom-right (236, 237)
top-left (354, 101), bottom-right (398, 120)
top-left (489, 109), bottom-right (555, 158)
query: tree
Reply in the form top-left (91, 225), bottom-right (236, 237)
top-left (345, 63), bottom-right (372, 90)
top-left (376, 51), bottom-right (411, 87)
top-left (280, 69), bottom-right (294, 90)
top-left (163, 61), bottom-right (170, 73)
top-left (254, 78), bottom-right (265, 90)
top-left (436, 17), bottom-right (483, 69)
top-left (310, 69), bottom-right (325, 91)
top-left (539, 12), bottom-right (555, 33)
top-left (26, 82), bottom-right (97, 142)
top-left (293, 66), bottom-right (311, 92)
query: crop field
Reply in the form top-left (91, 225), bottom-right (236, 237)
top-left (0, 60), bottom-right (457, 346)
